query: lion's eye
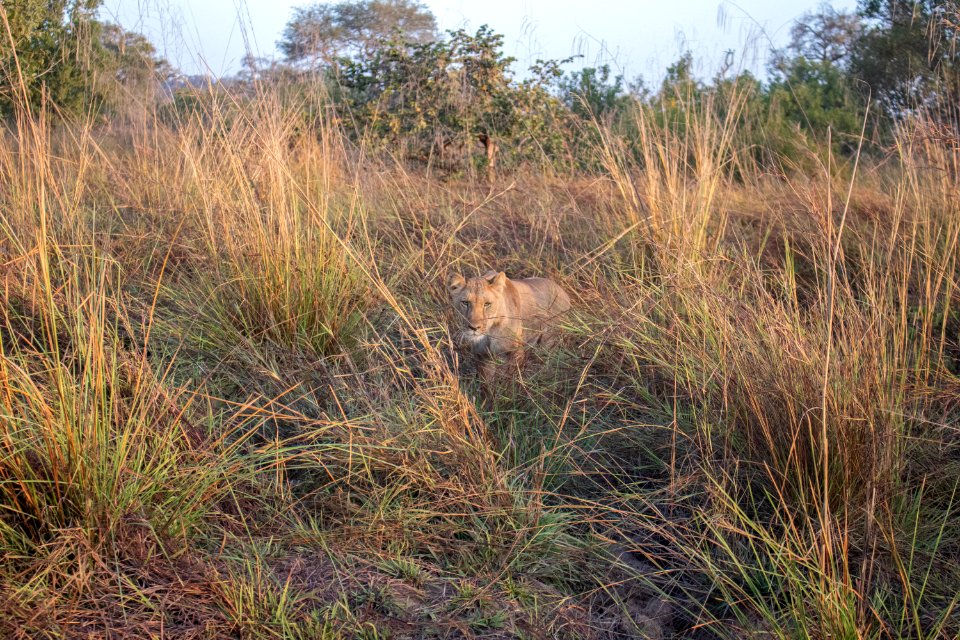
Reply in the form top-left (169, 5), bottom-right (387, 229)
top-left (484, 302), bottom-right (492, 308)
top-left (461, 301), bottom-right (469, 307)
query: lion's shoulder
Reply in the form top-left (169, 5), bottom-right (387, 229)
top-left (511, 277), bottom-right (571, 314)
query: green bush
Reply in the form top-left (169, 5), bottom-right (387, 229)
top-left (1, 1), bottom-right (167, 117)
top-left (337, 26), bottom-right (571, 176)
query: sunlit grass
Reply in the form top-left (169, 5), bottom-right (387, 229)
top-left (0, 71), bottom-right (957, 638)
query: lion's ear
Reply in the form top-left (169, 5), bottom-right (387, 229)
top-left (447, 274), bottom-right (466, 294)
top-left (484, 271), bottom-right (507, 289)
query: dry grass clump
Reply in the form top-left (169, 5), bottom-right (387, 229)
top-left (585, 102), bottom-right (960, 636)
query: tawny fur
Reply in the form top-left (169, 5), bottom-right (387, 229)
top-left (448, 270), bottom-right (570, 383)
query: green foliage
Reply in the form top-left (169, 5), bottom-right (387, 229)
top-left (767, 56), bottom-right (868, 156)
top-left (0, 1), bottom-right (169, 116)
top-left (96, 22), bottom-right (172, 104)
top-left (280, 0), bottom-right (437, 67)
top-left (659, 52), bottom-right (702, 99)
top-left (266, 2), bottom-right (960, 176)
top-left (558, 64), bottom-right (629, 120)
top-left (0, 0), bottom-right (103, 114)
top-left (753, 4), bottom-right (869, 163)
top-left (337, 25), bottom-right (570, 173)
top-left (853, 0), bottom-right (960, 115)
top-left (552, 64), bottom-right (636, 171)
top-left (621, 11), bottom-right (868, 173)
top-left (785, 3), bottom-right (861, 65)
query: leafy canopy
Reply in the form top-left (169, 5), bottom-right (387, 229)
top-left (558, 64), bottom-right (629, 120)
top-left (852, 0), bottom-right (960, 114)
top-left (1, 0), bottom-right (169, 115)
top-left (337, 25), bottom-right (569, 172)
top-left (279, 0), bottom-right (437, 66)
top-left (1, 0), bottom-right (102, 113)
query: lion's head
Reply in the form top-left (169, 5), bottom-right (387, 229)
top-left (447, 271), bottom-right (510, 347)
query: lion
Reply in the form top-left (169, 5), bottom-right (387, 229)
top-left (448, 270), bottom-right (571, 384)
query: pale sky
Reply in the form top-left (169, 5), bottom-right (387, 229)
top-left (100, 0), bottom-right (858, 82)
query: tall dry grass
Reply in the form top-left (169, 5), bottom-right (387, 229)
top-left (0, 71), bottom-right (957, 638)
top-left (591, 92), bottom-right (960, 636)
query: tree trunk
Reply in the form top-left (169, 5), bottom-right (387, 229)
top-left (478, 133), bottom-right (497, 183)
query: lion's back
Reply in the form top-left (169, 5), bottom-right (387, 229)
top-left (514, 277), bottom-right (571, 318)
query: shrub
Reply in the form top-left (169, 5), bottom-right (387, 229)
top-left (337, 26), bottom-right (570, 176)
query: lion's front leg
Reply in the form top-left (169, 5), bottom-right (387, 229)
top-left (477, 357), bottom-right (498, 387)
top-left (476, 348), bottom-right (525, 405)
top-left (505, 348), bottom-right (526, 377)
top-left (474, 357), bottom-right (499, 407)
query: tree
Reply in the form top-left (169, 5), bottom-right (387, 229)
top-left (852, 0), bottom-right (960, 115)
top-left (762, 6), bottom-right (869, 157)
top-left (558, 64), bottom-right (628, 120)
top-left (96, 23), bottom-right (173, 106)
top-left (785, 4), bottom-right (861, 66)
top-left (767, 56), bottom-right (868, 155)
top-left (338, 26), bottom-right (568, 178)
top-left (1, 1), bottom-right (166, 116)
top-left (653, 52), bottom-right (705, 131)
top-left (279, 0), bottom-right (437, 67)
top-left (0, 0), bottom-right (104, 114)
top-left (659, 52), bottom-right (702, 99)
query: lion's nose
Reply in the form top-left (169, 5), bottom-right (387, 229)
top-left (469, 322), bottom-right (481, 331)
